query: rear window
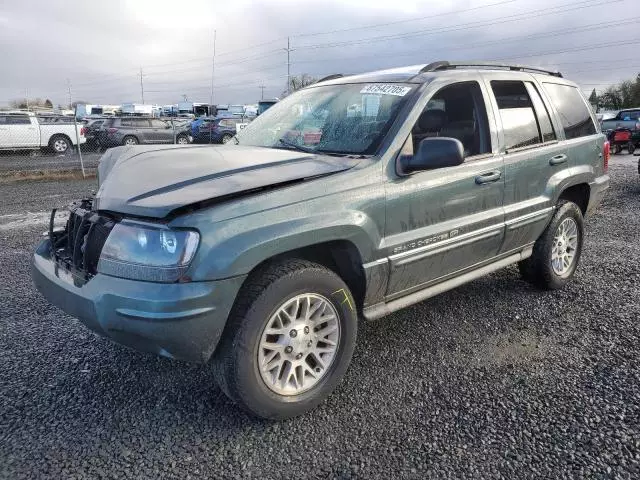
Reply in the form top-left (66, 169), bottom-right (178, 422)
top-left (541, 83), bottom-right (597, 139)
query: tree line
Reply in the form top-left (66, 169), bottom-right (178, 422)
top-left (590, 72), bottom-right (640, 111)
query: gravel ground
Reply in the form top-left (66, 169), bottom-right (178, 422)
top-left (1, 156), bottom-right (639, 479)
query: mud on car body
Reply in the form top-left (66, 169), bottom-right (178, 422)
top-left (33, 61), bottom-right (610, 419)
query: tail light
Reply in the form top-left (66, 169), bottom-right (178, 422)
top-left (603, 140), bottom-right (610, 172)
top-left (107, 128), bottom-right (118, 134)
top-left (80, 127), bottom-right (88, 136)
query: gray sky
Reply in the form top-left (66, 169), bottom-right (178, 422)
top-left (1, 0), bottom-right (638, 107)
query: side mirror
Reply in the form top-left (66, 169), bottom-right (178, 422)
top-left (398, 137), bottom-right (464, 175)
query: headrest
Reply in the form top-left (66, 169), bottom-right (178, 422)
top-left (418, 109), bottom-right (447, 132)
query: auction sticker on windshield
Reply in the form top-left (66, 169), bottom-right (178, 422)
top-left (360, 84), bottom-right (412, 96)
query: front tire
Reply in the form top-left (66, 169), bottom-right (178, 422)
top-left (213, 260), bottom-right (357, 419)
top-left (176, 134), bottom-right (189, 145)
top-left (628, 141), bottom-right (636, 155)
top-left (518, 201), bottom-right (584, 290)
top-left (221, 133), bottom-right (233, 144)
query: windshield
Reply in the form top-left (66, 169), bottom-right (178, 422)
top-left (236, 83), bottom-right (416, 155)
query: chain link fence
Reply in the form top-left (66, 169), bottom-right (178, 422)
top-left (0, 108), bottom-right (250, 178)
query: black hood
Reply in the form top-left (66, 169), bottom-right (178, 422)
top-left (95, 144), bottom-right (355, 218)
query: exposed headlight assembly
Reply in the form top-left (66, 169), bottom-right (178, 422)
top-left (97, 221), bottom-right (200, 282)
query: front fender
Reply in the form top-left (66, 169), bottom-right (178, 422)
top-left (186, 210), bottom-right (381, 281)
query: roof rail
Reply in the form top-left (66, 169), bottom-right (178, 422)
top-left (418, 60), bottom-right (563, 78)
top-left (317, 74), bottom-right (343, 83)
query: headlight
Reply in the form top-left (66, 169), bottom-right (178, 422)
top-left (97, 221), bottom-right (200, 282)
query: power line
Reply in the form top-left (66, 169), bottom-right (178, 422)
top-left (295, 0), bottom-right (619, 50)
top-left (293, 0), bottom-right (519, 38)
top-left (291, 17), bottom-right (638, 68)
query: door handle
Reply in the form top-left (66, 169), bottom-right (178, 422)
top-left (549, 154), bottom-right (568, 165)
top-left (475, 170), bottom-right (502, 185)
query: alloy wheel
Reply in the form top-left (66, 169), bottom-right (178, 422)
top-left (258, 294), bottom-right (340, 396)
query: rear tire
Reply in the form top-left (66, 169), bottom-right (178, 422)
top-left (518, 201), bottom-right (584, 290)
top-left (122, 136), bottom-right (138, 146)
top-left (49, 135), bottom-right (71, 155)
top-left (212, 260), bottom-right (357, 419)
top-left (176, 134), bottom-right (189, 145)
top-left (614, 144), bottom-right (623, 155)
top-left (221, 134), bottom-right (233, 144)
top-left (628, 141), bottom-right (636, 155)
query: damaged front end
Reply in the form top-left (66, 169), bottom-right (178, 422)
top-left (48, 198), bottom-right (115, 283)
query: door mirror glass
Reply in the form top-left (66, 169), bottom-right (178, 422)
top-left (398, 137), bottom-right (464, 175)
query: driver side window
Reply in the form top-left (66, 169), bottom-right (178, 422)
top-left (404, 81), bottom-right (491, 161)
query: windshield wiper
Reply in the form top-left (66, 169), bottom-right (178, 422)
top-left (277, 138), bottom-right (317, 154)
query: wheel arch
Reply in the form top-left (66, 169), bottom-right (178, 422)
top-left (558, 182), bottom-right (590, 215)
top-left (241, 239), bottom-right (367, 313)
top-left (122, 134), bottom-right (139, 145)
top-left (49, 133), bottom-right (73, 148)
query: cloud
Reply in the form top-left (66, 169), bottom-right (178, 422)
top-left (0, 0), bottom-right (637, 107)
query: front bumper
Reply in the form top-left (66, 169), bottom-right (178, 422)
top-left (587, 173), bottom-right (610, 216)
top-left (32, 239), bottom-right (245, 363)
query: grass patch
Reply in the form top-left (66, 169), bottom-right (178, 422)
top-left (0, 169), bottom-right (97, 183)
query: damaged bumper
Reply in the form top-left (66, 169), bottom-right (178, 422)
top-left (32, 206), bottom-right (245, 363)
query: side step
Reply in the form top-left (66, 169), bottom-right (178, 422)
top-left (362, 248), bottom-right (532, 321)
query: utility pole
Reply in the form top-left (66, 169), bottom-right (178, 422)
top-left (25, 89), bottom-right (29, 111)
top-left (209, 29), bottom-right (216, 113)
top-left (259, 84), bottom-right (266, 100)
top-left (66, 79), bottom-right (72, 109)
top-left (284, 37), bottom-right (293, 95)
top-left (139, 67), bottom-right (145, 104)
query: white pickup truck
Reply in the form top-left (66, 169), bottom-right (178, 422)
top-left (0, 111), bottom-right (86, 154)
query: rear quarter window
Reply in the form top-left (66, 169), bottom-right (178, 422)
top-left (541, 83), bottom-right (597, 139)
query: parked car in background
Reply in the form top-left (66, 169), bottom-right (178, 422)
top-left (600, 108), bottom-right (640, 132)
top-left (84, 119), bottom-right (107, 149)
top-left (193, 117), bottom-right (246, 143)
top-left (0, 111), bottom-right (86, 154)
top-left (97, 117), bottom-right (192, 148)
top-left (257, 99), bottom-right (278, 116)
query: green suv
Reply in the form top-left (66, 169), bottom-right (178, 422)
top-left (32, 61), bottom-right (610, 419)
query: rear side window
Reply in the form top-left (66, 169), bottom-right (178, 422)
top-left (491, 81), bottom-right (541, 151)
top-left (541, 83), bottom-right (596, 139)
top-left (7, 115), bottom-right (31, 125)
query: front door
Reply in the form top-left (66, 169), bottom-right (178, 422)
top-left (383, 80), bottom-right (505, 299)
top-left (149, 119), bottom-right (172, 143)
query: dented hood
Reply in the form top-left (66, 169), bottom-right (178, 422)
top-left (95, 144), bottom-right (355, 218)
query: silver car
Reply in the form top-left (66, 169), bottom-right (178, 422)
top-left (97, 117), bottom-right (192, 147)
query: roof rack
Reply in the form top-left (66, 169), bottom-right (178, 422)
top-left (316, 74), bottom-right (343, 83)
top-left (418, 61), bottom-right (563, 78)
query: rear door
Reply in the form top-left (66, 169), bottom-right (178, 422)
top-left (7, 114), bottom-right (39, 147)
top-left (538, 82), bottom-right (602, 178)
top-left (132, 118), bottom-right (152, 143)
top-left (483, 76), bottom-right (568, 253)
